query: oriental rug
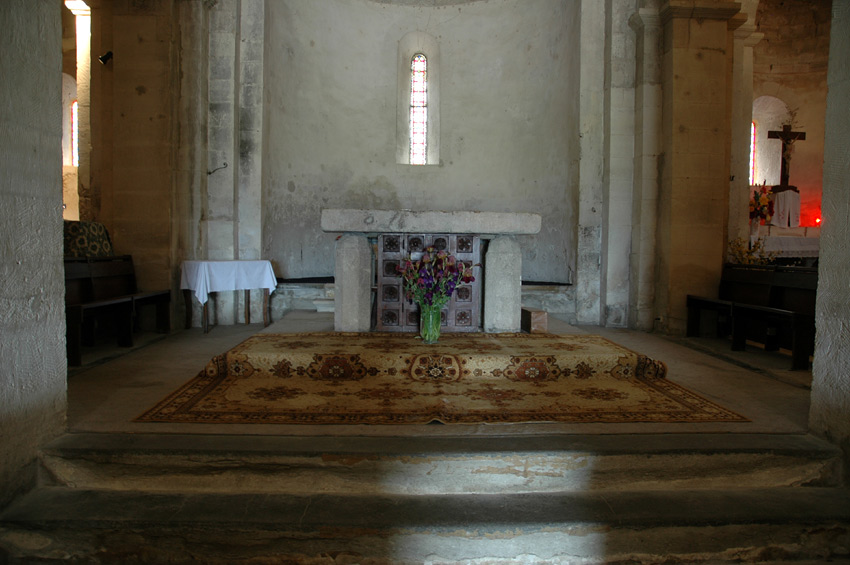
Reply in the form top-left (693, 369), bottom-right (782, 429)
top-left (136, 332), bottom-right (747, 425)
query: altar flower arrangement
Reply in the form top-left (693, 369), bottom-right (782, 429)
top-left (397, 246), bottom-right (475, 343)
top-left (727, 237), bottom-right (776, 265)
top-left (749, 184), bottom-right (773, 224)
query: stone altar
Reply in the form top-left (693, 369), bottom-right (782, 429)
top-left (321, 209), bottom-right (542, 333)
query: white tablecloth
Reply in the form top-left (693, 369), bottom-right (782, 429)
top-left (180, 260), bottom-right (277, 304)
top-left (762, 236), bottom-right (820, 258)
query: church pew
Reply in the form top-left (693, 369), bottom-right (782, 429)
top-left (730, 303), bottom-right (814, 370)
top-left (686, 264), bottom-right (816, 370)
top-left (64, 256), bottom-right (170, 366)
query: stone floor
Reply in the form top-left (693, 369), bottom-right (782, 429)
top-left (66, 310), bottom-right (812, 438)
top-left (5, 311), bottom-right (847, 564)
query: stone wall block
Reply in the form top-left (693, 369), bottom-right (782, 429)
top-left (209, 53), bottom-right (236, 82)
top-left (209, 79), bottom-right (234, 104)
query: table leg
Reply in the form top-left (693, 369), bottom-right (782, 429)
top-left (245, 289), bottom-right (251, 325)
top-left (263, 288), bottom-right (270, 327)
top-left (202, 301), bottom-right (209, 334)
top-left (183, 289), bottom-right (193, 330)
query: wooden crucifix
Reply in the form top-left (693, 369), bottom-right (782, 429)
top-left (767, 124), bottom-right (806, 186)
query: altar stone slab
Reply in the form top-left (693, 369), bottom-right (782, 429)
top-left (321, 209), bottom-right (541, 236)
top-left (323, 208), bottom-right (539, 333)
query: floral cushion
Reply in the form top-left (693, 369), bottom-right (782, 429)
top-left (63, 220), bottom-right (115, 257)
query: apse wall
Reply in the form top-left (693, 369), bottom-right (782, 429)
top-left (262, 0), bottom-right (579, 282)
top-left (753, 0), bottom-right (831, 226)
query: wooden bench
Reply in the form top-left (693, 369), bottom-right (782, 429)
top-left (687, 264), bottom-right (816, 370)
top-left (65, 255), bottom-right (170, 366)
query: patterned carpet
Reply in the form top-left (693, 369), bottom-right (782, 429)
top-left (136, 332), bottom-right (747, 425)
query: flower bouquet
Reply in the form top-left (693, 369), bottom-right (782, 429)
top-left (749, 184), bottom-right (773, 224)
top-left (397, 246), bottom-right (475, 343)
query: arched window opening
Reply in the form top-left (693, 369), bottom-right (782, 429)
top-left (749, 121), bottom-right (757, 186)
top-left (397, 32), bottom-right (439, 166)
top-left (71, 100), bottom-right (80, 167)
top-left (409, 54), bottom-right (428, 165)
top-left (752, 96), bottom-right (791, 186)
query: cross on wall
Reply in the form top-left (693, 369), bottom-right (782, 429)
top-left (767, 124), bottom-right (806, 187)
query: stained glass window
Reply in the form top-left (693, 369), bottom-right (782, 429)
top-left (409, 53), bottom-right (427, 165)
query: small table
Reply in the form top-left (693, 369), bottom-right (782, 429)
top-left (180, 260), bottom-right (277, 333)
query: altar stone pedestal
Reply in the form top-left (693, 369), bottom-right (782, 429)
top-left (334, 234), bottom-right (372, 332)
top-left (323, 209), bottom-right (542, 333)
top-left (484, 236), bottom-right (523, 332)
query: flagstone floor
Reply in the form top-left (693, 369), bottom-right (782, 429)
top-left (66, 310), bottom-right (811, 437)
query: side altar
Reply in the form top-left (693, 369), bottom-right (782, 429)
top-left (321, 209), bottom-right (542, 333)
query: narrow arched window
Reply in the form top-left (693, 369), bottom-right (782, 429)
top-left (397, 32), bottom-right (439, 166)
top-left (749, 121), bottom-right (756, 185)
top-left (409, 54), bottom-right (428, 165)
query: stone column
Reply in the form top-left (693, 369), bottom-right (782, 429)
top-left (236, 0), bottom-right (266, 323)
top-left (334, 234), bottom-right (373, 332)
top-left (0, 0), bottom-right (66, 508)
top-left (204, 0), bottom-right (239, 324)
top-left (810, 0), bottom-right (850, 471)
top-left (575, 0), bottom-right (606, 326)
top-left (656, 0), bottom-right (741, 334)
top-left (604, 0), bottom-right (637, 327)
top-left (200, 0), bottom-right (265, 326)
top-left (729, 3), bottom-right (762, 245)
top-left (628, 8), bottom-right (662, 331)
top-left (484, 236), bottom-right (522, 333)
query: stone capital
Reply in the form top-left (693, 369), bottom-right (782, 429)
top-left (742, 31), bottom-right (764, 47)
top-left (660, 1), bottom-right (742, 26)
top-left (629, 8), bottom-right (662, 33)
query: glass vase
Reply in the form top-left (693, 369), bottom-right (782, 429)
top-left (749, 217), bottom-right (761, 240)
top-left (419, 304), bottom-right (442, 344)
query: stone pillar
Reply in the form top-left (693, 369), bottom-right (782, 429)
top-left (204, 0), bottom-right (239, 325)
top-left (484, 236), bottom-right (522, 333)
top-left (175, 0), bottom-right (209, 323)
top-left (334, 234), bottom-right (373, 332)
top-left (199, 0), bottom-right (265, 326)
top-left (0, 0), bottom-right (66, 508)
top-left (236, 0), bottom-right (265, 323)
top-left (575, 0), bottom-right (606, 326)
top-left (656, 0), bottom-right (741, 334)
top-left (729, 3), bottom-right (762, 244)
top-left (810, 1), bottom-right (850, 474)
top-left (629, 8), bottom-right (662, 331)
top-left (604, 0), bottom-right (637, 327)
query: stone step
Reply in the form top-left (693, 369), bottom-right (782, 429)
top-left (38, 432), bottom-right (843, 495)
top-left (2, 486), bottom-right (849, 563)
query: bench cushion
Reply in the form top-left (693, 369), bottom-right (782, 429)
top-left (64, 220), bottom-right (115, 258)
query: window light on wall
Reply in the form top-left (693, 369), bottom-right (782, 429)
top-left (749, 121), bottom-right (756, 186)
top-left (409, 54), bottom-right (428, 165)
top-left (71, 100), bottom-right (79, 167)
